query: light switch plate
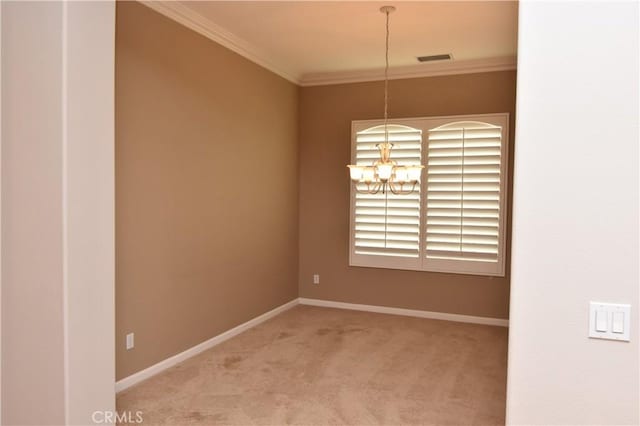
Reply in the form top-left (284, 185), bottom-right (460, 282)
top-left (589, 302), bottom-right (631, 341)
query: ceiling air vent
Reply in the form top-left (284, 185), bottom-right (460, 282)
top-left (417, 54), bottom-right (452, 63)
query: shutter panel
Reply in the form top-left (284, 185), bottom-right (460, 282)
top-left (425, 122), bottom-right (502, 263)
top-left (354, 125), bottom-right (422, 258)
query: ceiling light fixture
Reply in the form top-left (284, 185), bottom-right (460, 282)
top-left (347, 6), bottom-right (424, 195)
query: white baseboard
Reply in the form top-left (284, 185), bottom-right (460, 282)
top-left (115, 298), bottom-right (299, 393)
top-left (298, 298), bottom-right (509, 327)
top-left (116, 297), bottom-right (507, 392)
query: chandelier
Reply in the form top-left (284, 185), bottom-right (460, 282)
top-left (347, 6), bottom-right (424, 195)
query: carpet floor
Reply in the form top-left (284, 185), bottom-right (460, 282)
top-left (117, 305), bottom-right (508, 425)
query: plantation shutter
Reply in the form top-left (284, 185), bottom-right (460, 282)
top-left (353, 125), bottom-right (422, 259)
top-left (425, 121), bottom-right (502, 263)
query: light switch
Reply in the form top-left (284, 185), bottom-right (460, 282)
top-left (595, 309), bottom-right (608, 332)
top-left (589, 302), bottom-right (631, 342)
top-left (612, 311), bottom-right (625, 334)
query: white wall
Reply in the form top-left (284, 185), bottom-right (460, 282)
top-left (1, 1), bottom-right (3, 422)
top-left (1, 2), bottom-right (115, 424)
top-left (507, 1), bottom-right (639, 425)
top-left (65, 2), bottom-right (115, 424)
top-left (2, 3), bottom-right (67, 422)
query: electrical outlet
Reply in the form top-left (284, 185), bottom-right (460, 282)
top-left (126, 332), bottom-right (135, 350)
top-left (313, 274), bottom-right (320, 284)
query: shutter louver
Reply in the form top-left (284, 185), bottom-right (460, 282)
top-left (354, 125), bottom-right (422, 258)
top-left (425, 122), bottom-right (502, 263)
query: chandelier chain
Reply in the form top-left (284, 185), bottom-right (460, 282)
top-left (383, 9), bottom-right (390, 131)
top-left (346, 6), bottom-right (424, 197)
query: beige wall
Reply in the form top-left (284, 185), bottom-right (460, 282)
top-left (299, 71), bottom-right (516, 319)
top-left (506, 2), bottom-right (639, 424)
top-left (116, 2), bottom-right (299, 379)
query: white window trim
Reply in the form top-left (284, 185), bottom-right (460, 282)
top-left (349, 113), bottom-right (509, 277)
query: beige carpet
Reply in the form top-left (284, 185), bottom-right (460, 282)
top-left (117, 305), bottom-right (508, 425)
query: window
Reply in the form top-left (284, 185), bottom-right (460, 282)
top-left (349, 113), bottom-right (509, 276)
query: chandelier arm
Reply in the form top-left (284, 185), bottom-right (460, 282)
top-left (388, 181), bottom-right (401, 195)
top-left (407, 181), bottom-right (418, 195)
top-left (388, 180), bottom-right (419, 196)
top-left (405, 181), bottom-right (418, 195)
top-left (388, 181), bottom-right (397, 195)
top-left (354, 184), bottom-right (366, 194)
top-left (389, 181), bottom-right (407, 196)
top-left (355, 182), bottom-right (380, 195)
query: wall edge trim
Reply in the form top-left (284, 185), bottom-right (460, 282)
top-left (299, 298), bottom-right (509, 327)
top-left (136, 0), bottom-right (516, 88)
top-left (115, 298), bottom-right (299, 393)
top-left (138, 0), bottom-right (300, 84)
top-left (299, 56), bottom-right (517, 87)
top-left (116, 296), bottom-right (507, 393)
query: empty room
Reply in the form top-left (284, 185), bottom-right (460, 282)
top-left (1, 1), bottom-right (638, 426)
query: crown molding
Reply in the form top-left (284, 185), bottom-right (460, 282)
top-left (140, 1), bottom-right (516, 88)
top-left (139, 1), bottom-right (301, 84)
top-left (299, 56), bottom-right (518, 87)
